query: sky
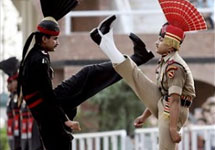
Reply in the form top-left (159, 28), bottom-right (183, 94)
top-left (0, 0), bottom-right (22, 94)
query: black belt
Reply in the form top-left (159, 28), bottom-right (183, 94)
top-left (164, 95), bottom-right (192, 108)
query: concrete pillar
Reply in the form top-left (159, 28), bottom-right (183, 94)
top-left (12, 0), bottom-right (40, 45)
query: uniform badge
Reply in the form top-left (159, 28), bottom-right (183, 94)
top-left (167, 70), bottom-right (175, 78)
top-left (166, 65), bottom-right (178, 79)
top-left (42, 58), bottom-right (48, 64)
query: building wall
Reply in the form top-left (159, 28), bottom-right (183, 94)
top-left (12, 0), bottom-right (42, 44)
top-left (71, 0), bottom-right (113, 32)
top-left (50, 31), bottom-right (215, 91)
top-left (51, 32), bottom-right (214, 61)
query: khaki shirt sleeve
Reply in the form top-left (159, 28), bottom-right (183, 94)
top-left (167, 64), bottom-right (186, 96)
top-left (113, 55), bottom-right (161, 117)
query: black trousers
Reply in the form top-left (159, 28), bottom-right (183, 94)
top-left (38, 61), bottom-right (138, 149)
top-left (54, 62), bottom-right (121, 120)
top-left (31, 104), bottom-right (73, 150)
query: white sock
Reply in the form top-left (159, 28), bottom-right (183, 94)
top-left (98, 29), bottom-right (125, 64)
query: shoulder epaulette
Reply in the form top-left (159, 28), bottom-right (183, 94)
top-left (167, 59), bottom-right (175, 65)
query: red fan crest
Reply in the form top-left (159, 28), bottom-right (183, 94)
top-left (159, 0), bottom-right (207, 32)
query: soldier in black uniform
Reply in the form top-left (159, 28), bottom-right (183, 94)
top-left (1, 57), bottom-right (43, 150)
top-left (17, 1), bottom-right (154, 150)
top-left (0, 57), bottom-right (21, 150)
top-left (11, 88), bottom-right (21, 150)
top-left (7, 75), bottom-right (21, 150)
top-left (6, 92), bottom-right (14, 150)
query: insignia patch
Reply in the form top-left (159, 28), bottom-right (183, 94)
top-left (167, 70), bottom-right (175, 78)
top-left (166, 65), bottom-right (178, 72)
top-left (42, 58), bottom-right (45, 64)
top-left (42, 58), bottom-right (48, 64)
top-left (166, 64), bottom-right (178, 79)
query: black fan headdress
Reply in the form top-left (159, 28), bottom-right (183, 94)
top-left (18, 0), bottom-right (78, 105)
top-left (0, 57), bottom-right (19, 82)
top-left (21, 0), bottom-right (78, 61)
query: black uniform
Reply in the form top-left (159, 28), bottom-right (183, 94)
top-left (6, 96), bottom-right (14, 150)
top-left (20, 102), bottom-right (29, 150)
top-left (20, 101), bottom-right (44, 150)
top-left (20, 38), bottom-right (144, 149)
top-left (10, 93), bottom-right (21, 150)
top-left (20, 44), bottom-right (70, 150)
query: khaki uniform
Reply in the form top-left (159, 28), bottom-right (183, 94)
top-left (114, 51), bottom-right (195, 150)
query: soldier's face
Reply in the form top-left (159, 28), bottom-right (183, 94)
top-left (155, 36), bottom-right (172, 55)
top-left (7, 82), bottom-right (12, 92)
top-left (7, 80), bottom-right (17, 93)
top-left (42, 35), bottom-right (59, 52)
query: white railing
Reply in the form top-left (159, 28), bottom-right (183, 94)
top-left (179, 125), bottom-right (215, 150)
top-left (71, 125), bottom-right (215, 150)
top-left (64, 8), bottom-right (214, 35)
top-left (134, 125), bottom-right (215, 150)
top-left (72, 130), bottom-right (126, 150)
top-left (135, 128), bottom-right (159, 150)
top-left (65, 8), bottom-right (213, 17)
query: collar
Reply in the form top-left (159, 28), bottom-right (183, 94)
top-left (162, 51), bottom-right (177, 62)
top-left (41, 50), bottom-right (48, 55)
top-left (34, 44), bottom-right (49, 55)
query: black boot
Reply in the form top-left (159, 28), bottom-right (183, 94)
top-left (129, 33), bottom-right (154, 65)
top-left (90, 15), bottom-right (116, 45)
top-left (90, 16), bottom-right (154, 66)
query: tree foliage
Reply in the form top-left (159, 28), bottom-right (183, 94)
top-left (0, 127), bottom-right (9, 150)
top-left (76, 81), bottom-right (147, 135)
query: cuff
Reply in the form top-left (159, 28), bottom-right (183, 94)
top-left (113, 55), bottom-right (135, 75)
top-left (113, 55), bottom-right (136, 79)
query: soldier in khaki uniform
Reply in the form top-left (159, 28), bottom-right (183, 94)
top-left (92, 0), bottom-right (207, 149)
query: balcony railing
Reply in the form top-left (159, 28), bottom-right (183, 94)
top-left (65, 8), bottom-right (214, 35)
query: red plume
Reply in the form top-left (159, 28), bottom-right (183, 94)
top-left (159, 0), bottom-right (207, 32)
